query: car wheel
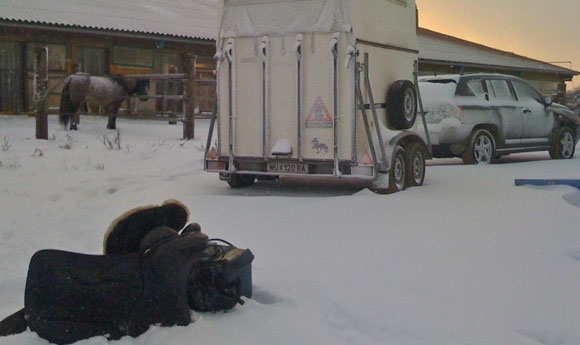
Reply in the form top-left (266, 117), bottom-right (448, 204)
top-left (463, 129), bottom-right (495, 165)
top-left (549, 126), bottom-right (576, 159)
top-left (406, 143), bottom-right (426, 187)
top-left (227, 174), bottom-right (256, 188)
top-left (387, 80), bottom-right (417, 130)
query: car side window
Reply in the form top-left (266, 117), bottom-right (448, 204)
top-left (511, 80), bottom-right (543, 103)
top-left (456, 79), bottom-right (487, 100)
top-left (488, 79), bottom-right (515, 101)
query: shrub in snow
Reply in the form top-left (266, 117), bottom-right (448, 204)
top-left (1, 136), bottom-right (10, 151)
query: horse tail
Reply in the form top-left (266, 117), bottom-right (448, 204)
top-left (59, 76), bottom-right (74, 128)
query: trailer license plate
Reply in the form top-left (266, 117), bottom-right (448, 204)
top-left (267, 162), bottom-right (308, 174)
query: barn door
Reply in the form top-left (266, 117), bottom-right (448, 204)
top-left (0, 41), bottom-right (24, 113)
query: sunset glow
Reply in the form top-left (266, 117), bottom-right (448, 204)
top-left (415, 0), bottom-right (580, 91)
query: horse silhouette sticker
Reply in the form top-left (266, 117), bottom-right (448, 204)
top-left (311, 138), bottom-right (329, 153)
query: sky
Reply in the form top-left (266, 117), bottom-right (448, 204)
top-left (415, 0), bottom-right (580, 92)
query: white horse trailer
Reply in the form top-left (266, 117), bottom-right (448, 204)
top-left (205, 0), bottom-right (430, 193)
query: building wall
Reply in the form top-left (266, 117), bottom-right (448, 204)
top-left (0, 25), bottom-right (216, 115)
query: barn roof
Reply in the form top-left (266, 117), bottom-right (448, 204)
top-left (418, 28), bottom-right (578, 77)
top-left (0, 0), bottom-right (218, 41)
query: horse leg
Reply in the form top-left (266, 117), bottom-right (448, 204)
top-left (59, 81), bottom-right (75, 130)
top-left (107, 101), bottom-right (123, 130)
top-left (72, 114), bottom-right (81, 130)
top-left (107, 116), bottom-right (117, 130)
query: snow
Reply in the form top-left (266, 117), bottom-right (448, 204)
top-left (1, 115), bottom-right (580, 345)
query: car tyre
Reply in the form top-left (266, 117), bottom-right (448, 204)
top-left (387, 80), bottom-right (417, 130)
top-left (227, 174), bottom-right (256, 188)
top-left (463, 129), bottom-right (495, 165)
top-left (406, 143), bottom-right (426, 187)
top-left (549, 126), bottom-right (575, 159)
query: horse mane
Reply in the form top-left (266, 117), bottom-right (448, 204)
top-left (110, 74), bottom-right (149, 96)
top-left (110, 74), bottom-right (129, 91)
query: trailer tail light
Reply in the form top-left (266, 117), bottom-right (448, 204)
top-left (205, 147), bottom-right (226, 170)
top-left (206, 160), bottom-right (226, 171)
top-left (206, 147), bottom-right (218, 159)
top-left (351, 151), bottom-right (374, 176)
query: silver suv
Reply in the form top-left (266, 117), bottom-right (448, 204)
top-left (419, 73), bottom-right (579, 164)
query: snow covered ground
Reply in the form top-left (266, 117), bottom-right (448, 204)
top-left (1, 114), bottom-right (579, 345)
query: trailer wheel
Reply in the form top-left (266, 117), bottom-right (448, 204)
top-left (227, 174), bottom-right (256, 188)
top-left (389, 145), bottom-right (407, 192)
top-left (387, 80), bottom-right (417, 130)
top-left (405, 143), bottom-right (426, 187)
top-left (373, 145), bottom-right (406, 194)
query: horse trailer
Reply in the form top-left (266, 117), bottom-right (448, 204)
top-left (205, 0), bottom-right (431, 193)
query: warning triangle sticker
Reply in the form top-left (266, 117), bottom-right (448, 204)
top-left (358, 150), bottom-right (374, 165)
top-left (305, 96), bottom-right (333, 128)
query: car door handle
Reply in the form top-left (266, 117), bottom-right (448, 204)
top-left (523, 108), bottom-right (532, 114)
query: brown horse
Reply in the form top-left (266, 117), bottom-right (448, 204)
top-left (59, 74), bottom-right (149, 130)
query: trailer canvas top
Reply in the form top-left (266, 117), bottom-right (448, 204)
top-left (218, 0), bottom-right (417, 52)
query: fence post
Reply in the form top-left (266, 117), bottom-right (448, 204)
top-left (183, 55), bottom-right (197, 139)
top-left (34, 88), bottom-right (49, 140)
top-left (35, 108), bottom-right (48, 139)
top-left (34, 47), bottom-right (49, 139)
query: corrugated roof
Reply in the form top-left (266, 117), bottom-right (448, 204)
top-left (418, 28), bottom-right (578, 76)
top-left (0, 0), bottom-right (218, 41)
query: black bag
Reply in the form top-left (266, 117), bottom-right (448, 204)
top-left (188, 240), bottom-right (254, 312)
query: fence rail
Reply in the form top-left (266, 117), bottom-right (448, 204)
top-left (35, 73), bottom-right (215, 140)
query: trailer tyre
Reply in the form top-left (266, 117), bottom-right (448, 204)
top-left (387, 80), bottom-right (417, 130)
top-left (370, 146), bottom-right (406, 194)
top-left (405, 143), bottom-right (426, 187)
top-left (388, 145), bottom-right (407, 193)
top-left (227, 174), bottom-right (256, 188)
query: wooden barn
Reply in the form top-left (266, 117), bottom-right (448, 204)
top-left (0, 0), bottom-right (217, 116)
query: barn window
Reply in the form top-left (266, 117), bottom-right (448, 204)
top-left (112, 46), bottom-right (154, 68)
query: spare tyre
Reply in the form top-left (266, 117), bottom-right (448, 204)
top-left (386, 80), bottom-right (417, 130)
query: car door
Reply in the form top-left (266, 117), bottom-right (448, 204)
top-left (510, 79), bottom-right (552, 144)
top-left (486, 78), bottom-right (521, 146)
